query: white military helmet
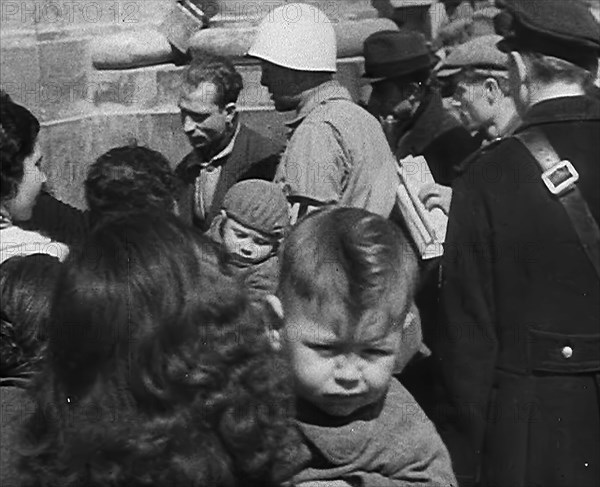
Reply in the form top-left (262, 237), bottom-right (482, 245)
top-left (247, 3), bottom-right (337, 72)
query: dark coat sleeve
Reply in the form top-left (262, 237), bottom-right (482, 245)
top-left (437, 160), bottom-right (498, 472)
top-left (18, 192), bottom-right (89, 248)
top-left (423, 126), bottom-right (481, 186)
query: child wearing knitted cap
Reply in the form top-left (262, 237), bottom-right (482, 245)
top-left (207, 179), bottom-right (290, 301)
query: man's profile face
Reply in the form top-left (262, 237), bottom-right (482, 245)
top-left (367, 79), bottom-right (420, 122)
top-left (179, 81), bottom-right (232, 160)
top-left (454, 77), bottom-right (494, 130)
top-left (260, 61), bottom-right (303, 112)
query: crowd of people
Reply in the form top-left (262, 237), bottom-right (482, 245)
top-left (1, 1), bottom-right (599, 486)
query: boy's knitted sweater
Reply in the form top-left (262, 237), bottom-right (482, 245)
top-left (293, 378), bottom-right (457, 486)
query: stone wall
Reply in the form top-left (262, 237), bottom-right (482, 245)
top-left (1, 0), bottom-right (180, 208)
top-left (1, 0), bottom-right (435, 209)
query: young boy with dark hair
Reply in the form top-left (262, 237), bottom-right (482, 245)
top-left (207, 179), bottom-right (289, 300)
top-left (269, 207), bottom-right (456, 486)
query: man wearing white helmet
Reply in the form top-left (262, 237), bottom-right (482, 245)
top-left (247, 2), bottom-right (400, 222)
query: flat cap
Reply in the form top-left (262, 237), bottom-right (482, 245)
top-left (494, 0), bottom-right (600, 70)
top-left (437, 34), bottom-right (508, 77)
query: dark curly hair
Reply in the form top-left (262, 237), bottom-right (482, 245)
top-left (19, 212), bottom-right (303, 487)
top-left (85, 145), bottom-right (179, 226)
top-left (181, 55), bottom-right (243, 107)
top-left (0, 254), bottom-right (62, 380)
top-left (0, 92), bottom-right (41, 202)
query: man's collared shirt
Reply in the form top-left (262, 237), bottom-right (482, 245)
top-left (194, 123), bottom-right (241, 221)
top-left (275, 80), bottom-right (400, 219)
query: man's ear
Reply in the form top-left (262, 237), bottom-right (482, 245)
top-left (265, 294), bottom-right (284, 351)
top-left (265, 294), bottom-right (283, 318)
top-left (509, 51), bottom-right (528, 84)
top-left (508, 51), bottom-right (530, 106)
top-left (483, 78), bottom-right (500, 104)
top-left (224, 103), bottom-right (237, 124)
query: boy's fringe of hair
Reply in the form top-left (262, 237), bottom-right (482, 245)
top-left (278, 207), bottom-right (419, 339)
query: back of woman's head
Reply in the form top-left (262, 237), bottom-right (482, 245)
top-left (0, 92), bottom-right (40, 202)
top-left (0, 254), bottom-right (62, 379)
top-left (85, 145), bottom-right (179, 225)
top-left (21, 211), bottom-right (301, 487)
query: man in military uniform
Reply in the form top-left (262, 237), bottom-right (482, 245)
top-left (247, 3), bottom-right (401, 223)
top-left (437, 1), bottom-right (600, 486)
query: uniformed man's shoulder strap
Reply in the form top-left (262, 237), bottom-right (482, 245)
top-left (514, 127), bottom-right (600, 280)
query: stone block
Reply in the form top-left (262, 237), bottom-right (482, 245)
top-left (91, 66), bottom-right (161, 109)
top-left (0, 0), bottom-right (37, 35)
top-left (336, 56), bottom-right (368, 104)
top-left (31, 0), bottom-right (169, 36)
top-left (147, 109), bottom-right (191, 167)
top-left (155, 65), bottom-right (185, 108)
top-left (0, 35), bottom-right (43, 117)
top-left (37, 37), bottom-right (92, 121)
top-left (236, 62), bottom-right (271, 108)
top-left (189, 17), bottom-right (398, 59)
top-left (40, 117), bottom-right (92, 210)
top-left (91, 29), bottom-right (174, 69)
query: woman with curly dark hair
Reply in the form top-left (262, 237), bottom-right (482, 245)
top-left (0, 93), bottom-right (68, 263)
top-left (1, 254), bottom-right (63, 379)
top-left (1, 254), bottom-right (63, 486)
top-left (18, 211), bottom-right (303, 487)
top-left (85, 145), bottom-right (181, 228)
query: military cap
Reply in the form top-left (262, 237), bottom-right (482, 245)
top-left (437, 34), bottom-right (508, 78)
top-left (494, 0), bottom-right (600, 70)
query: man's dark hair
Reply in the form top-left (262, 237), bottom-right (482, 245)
top-left (181, 55), bottom-right (244, 108)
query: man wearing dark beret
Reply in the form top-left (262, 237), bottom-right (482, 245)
top-left (437, 1), bottom-right (600, 486)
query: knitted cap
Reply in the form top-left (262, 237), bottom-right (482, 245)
top-left (222, 180), bottom-right (290, 238)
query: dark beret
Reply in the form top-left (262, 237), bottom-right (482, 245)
top-left (494, 0), bottom-right (600, 70)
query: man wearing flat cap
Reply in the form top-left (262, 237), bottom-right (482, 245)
top-left (437, 1), bottom-right (600, 486)
top-left (439, 34), bottom-right (519, 142)
top-left (364, 30), bottom-right (479, 187)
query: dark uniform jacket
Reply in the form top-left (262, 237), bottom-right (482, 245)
top-left (438, 96), bottom-right (600, 487)
top-left (175, 124), bottom-right (282, 231)
top-left (395, 89), bottom-right (480, 186)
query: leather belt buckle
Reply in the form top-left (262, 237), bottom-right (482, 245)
top-left (541, 159), bottom-right (579, 196)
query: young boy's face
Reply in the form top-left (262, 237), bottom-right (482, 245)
top-left (282, 298), bottom-right (401, 417)
top-left (222, 217), bottom-right (275, 263)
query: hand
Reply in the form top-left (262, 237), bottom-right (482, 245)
top-left (418, 183), bottom-right (453, 215)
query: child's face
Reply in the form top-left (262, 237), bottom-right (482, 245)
top-left (222, 217), bottom-right (275, 263)
top-left (282, 298), bottom-right (400, 417)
